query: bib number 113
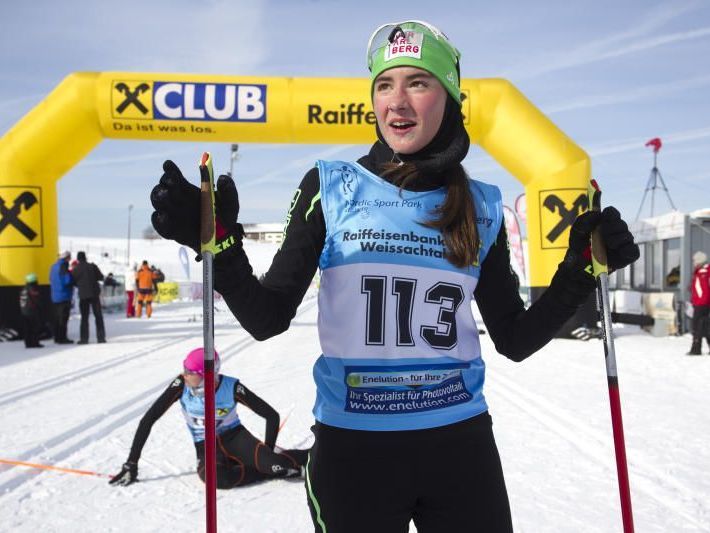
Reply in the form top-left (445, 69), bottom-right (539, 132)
top-left (361, 276), bottom-right (464, 350)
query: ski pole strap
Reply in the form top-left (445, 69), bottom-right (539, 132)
top-left (588, 179), bottom-right (608, 278)
top-left (200, 152), bottom-right (217, 255)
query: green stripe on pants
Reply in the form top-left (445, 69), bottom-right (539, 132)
top-left (306, 454), bottom-right (327, 532)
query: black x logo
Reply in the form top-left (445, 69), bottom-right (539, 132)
top-left (0, 191), bottom-right (38, 241)
top-left (115, 82), bottom-right (150, 114)
top-left (543, 193), bottom-right (588, 243)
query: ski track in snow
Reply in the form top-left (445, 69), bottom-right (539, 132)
top-left (1, 280), bottom-right (708, 531)
top-left (0, 299), bottom-right (318, 497)
top-left (0, 334), bottom-right (255, 494)
top-left (488, 370), bottom-right (710, 531)
top-left (0, 335), bottom-right (196, 408)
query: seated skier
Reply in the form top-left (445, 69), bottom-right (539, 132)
top-left (109, 347), bottom-right (309, 488)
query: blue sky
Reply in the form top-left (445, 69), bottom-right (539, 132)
top-left (2, 0), bottom-right (709, 237)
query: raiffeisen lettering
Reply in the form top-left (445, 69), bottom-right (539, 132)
top-left (307, 103), bottom-right (376, 124)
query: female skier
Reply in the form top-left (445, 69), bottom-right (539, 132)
top-left (149, 20), bottom-right (639, 532)
top-left (109, 348), bottom-right (308, 488)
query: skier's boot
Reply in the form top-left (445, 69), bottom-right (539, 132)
top-left (687, 339), bottom-right (701, 356)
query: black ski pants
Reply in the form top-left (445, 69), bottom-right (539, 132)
top-left (22, 315), bottom-right (42, 347)
top-left (691, 305), bottom-right (710, 351)
top-left (79, 297), bottom-right (105, 342)
top-left (196, 425), bottom-right (307, 489)
top-left (53, 301), bottom-right (71, 342)
top-left (306, 412), bottom-right (513, 533)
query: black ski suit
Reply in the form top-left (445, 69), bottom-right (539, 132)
top-left (125, 374), bottom-right (308, 489)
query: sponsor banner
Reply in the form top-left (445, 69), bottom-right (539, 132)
top-left (344, 363), bottom-right (473, 414)
top-left (100, 74), bottom-right (471, 142)
top-left (111, 80), bottom-right (266, 122)
top-left (152, 82), bottom-right (265, 122)
top-left (0, 186), bottom-right (43, 248)
top-left (307, 102), bottom-right (376, 125)
top-left (111, 80), bottom-right (153, 119)
top-left (538, 188), bottom-right (588, 249)
top-left (157, 282), bottom-right (179, 303)
top-left (2, 71), bottom-right (588, 294)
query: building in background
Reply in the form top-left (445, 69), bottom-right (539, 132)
top-left (610, 208), bottom-right (710, 333)
top-left (242, 223), bottom-right (284, 245)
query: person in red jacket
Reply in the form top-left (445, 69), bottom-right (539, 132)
top-left (688, 251), bottom-right (710, 355)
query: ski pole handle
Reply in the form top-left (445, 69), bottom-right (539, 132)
top-left (588, 179), bottom-right (607, 277)
top-left (200, 152), bottom-right (216, 254)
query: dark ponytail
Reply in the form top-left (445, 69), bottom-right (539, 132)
top-left (381, 162), bottom-right (479, 269)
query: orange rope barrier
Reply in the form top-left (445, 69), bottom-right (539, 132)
top-left (0, 458), bottom-right (111, 478)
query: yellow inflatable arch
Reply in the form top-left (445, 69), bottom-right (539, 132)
top-left (0, 72), bottom-right (589, 326)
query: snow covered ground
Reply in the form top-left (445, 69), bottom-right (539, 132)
top-left (1, 238), bottom-right (709, 532)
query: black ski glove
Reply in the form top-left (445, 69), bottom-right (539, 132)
top-left (595, 206), bottom-right (640, 270)
top-left (150, 160), bottom-right (244, 257)
top-left (549, 206), bottom-right (639, 309)
top-left (109, 461), bottom-right (138, 486)
top-left (561, 210), bottom-right (602, 276)
top-left (562, 206), bottom-right (640, 275)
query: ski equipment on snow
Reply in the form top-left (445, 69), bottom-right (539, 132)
top-left (199, 151), bottom-right (218, 533)
top-left (588, 179), bottom-right (635, 533)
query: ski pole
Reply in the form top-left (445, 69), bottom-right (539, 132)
top-left (278, 404), bottom-right (296, 433)
top-left (199, 151), bottom-right (218, 533)
top-left (588, 179), bottom-right (634, 533)
top-left (0, 458), bottom-right (111, 478)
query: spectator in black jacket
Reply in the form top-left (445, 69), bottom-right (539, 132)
top-left (19, 273), bottom-right (44, 348)
top-left (71, 251), bottom-right (106, 344)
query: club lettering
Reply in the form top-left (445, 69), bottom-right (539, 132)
top-left (153, 82), bottom-right (266, 122)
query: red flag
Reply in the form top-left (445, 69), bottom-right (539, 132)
top-left (645, 137), bottom-right (662, 153)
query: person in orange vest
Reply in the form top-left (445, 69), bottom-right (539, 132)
top-left (135, 260), bottom-right (158, 318)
